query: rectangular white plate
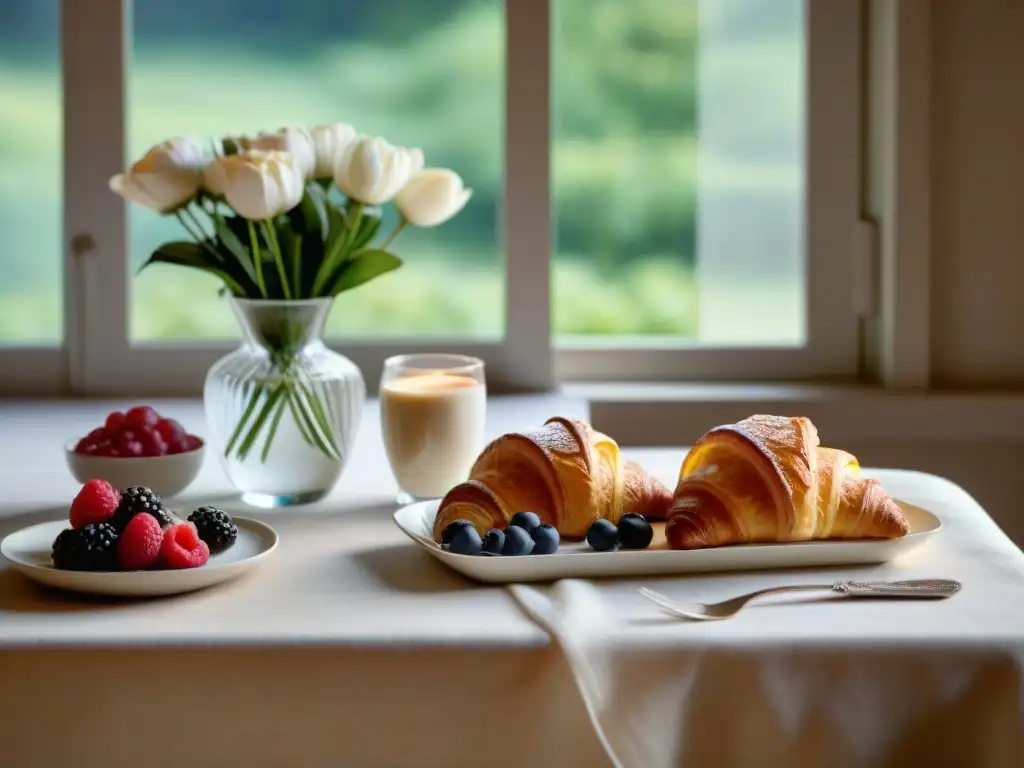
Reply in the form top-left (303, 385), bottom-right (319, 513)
top-left (393, 500), bottom-right (942, 584)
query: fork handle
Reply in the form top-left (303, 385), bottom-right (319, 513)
top-left (832, 579), bottom-right (962, 598)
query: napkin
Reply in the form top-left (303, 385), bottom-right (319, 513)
top-left (508, 576), bottom-right (1024, 768)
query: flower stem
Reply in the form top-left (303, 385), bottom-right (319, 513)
top-left (261, 220), bottom-right (291, 299)
top-left (183, 205), bottom-right (212, 239)
top-left (291, 234), bottom-right (303, 298)
top-left (378, 216), bottom-right (408, 250)
top-left (246, 220), bottom-right (268, 297)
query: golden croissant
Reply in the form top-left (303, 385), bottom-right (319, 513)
top-left (666, 415), bottom-right (909, 550)
top-left (433, 416), bottom-right (673, 541)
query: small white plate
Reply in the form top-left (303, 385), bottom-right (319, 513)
top-left (0, 517), bottom-right (278, 597)
top-left (393, 500), bottom-right (942, 584)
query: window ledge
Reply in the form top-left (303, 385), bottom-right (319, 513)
top-left (563, 382), bottom-right (1024, 445)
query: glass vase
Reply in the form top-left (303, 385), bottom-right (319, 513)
top-left (204, 298), bottom-right (365, 507)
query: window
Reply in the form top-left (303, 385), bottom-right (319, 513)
top-left (0, 0), bottom-right (861, 395)
top-left (0, 0), bottom-right (64, 392)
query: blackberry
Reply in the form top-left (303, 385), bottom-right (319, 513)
top-left (52, 523), bottom-right (119, 571)
top-left (187, 506), bottom-right (237, 553)
top-left (110, 486), bottom-right (172, 532)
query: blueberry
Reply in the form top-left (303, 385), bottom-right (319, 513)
top-left (442, 519), bottom-right (475, 545)
top-left (617, 514), bottom-right (654, 550)
top-left (501, 525), bottom-right (535, 556)
top-left (531, 524), bottom-right (560, 555)
top-left (586, 519), bottom-right (618, 552)
top-left (508, 511), bottom-right (541, 534)
top-left (483, 528), bottom-right (505, 554)
top-left (447, 525), bottom-right (483, 556)
top-left (475, 551), bottom-right (500, 557)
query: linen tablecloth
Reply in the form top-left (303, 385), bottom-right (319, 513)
top-left (510, 467), bottom-right (1024, 768)
top-left (2, 400), bottom-right (1023, 767)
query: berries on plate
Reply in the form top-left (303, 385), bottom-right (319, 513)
top-left (69, 478), bottom-right (120, 529)
top-left (508, 511), bottom-right (541, 534)
top-left (117, 512), bottom-right (164, 570)
top-left (442, 519), bottom-right (475, 545)
top-left (160, 522), bottom-right (210, 570)
top-left (501, 525), bottom-right (534, 556)
top-left (617, 513), bottom-right (654, 550)
top-left (188, 507), bottom-right (238, 554)
top-left (73, 406), bottom-right (204, 458)
top-left (447, 524), bottom-right (483, 556)
top-left (586, 519), bottom-right (619, 552)
top-left (482, 528), bottom-right (505, 554)
top-left (110, 486), bottom-right (174, 532)
top-left (52, 522), bottom-right (119, 571)
top-left (531, 523), bottom-right (560, 555)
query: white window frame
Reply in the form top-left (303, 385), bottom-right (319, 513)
top-left (1, 0), bottom-right (863, 396)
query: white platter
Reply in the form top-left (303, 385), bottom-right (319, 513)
top-left (0, 517), bottom-right (278, 597)
top-left (393, 500), bottom-right (942, 584)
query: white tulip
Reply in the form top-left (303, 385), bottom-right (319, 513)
top-left (308, 123), bottom-right (357, 180)
top-left (211, 150), bottom-right (305, 221)
top-left (334, 136), bottom-right (424, 205)
top-left (108, 137), bottom-right (207, 213)
top-left (249, 126), bottom-right (317, 180)
top-left (396, 169), bottom-right (473, 227)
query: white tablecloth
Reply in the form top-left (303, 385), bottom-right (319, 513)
top-left (1, 399), bottom-right (1023, 767)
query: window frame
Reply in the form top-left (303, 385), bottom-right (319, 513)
top-left (2, 0), bottom-right (863, 396)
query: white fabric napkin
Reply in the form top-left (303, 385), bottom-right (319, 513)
top-left (509, 564), bottom-right (1024, 768)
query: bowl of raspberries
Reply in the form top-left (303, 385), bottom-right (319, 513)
top-left (66, 405), bottom-right (205, 498)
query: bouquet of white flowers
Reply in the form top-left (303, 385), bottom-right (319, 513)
top-left (109, 124), bottom-right (471, 471)
top-left (110, 124), bottom-right (471, 301)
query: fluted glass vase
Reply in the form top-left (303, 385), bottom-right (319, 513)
top-left (204, 298), bottom-right (365, 507)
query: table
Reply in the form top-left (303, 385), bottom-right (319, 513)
top-left (1, 399), bottom-right (1022, 767)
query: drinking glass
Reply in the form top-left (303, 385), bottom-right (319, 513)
top-left (380, 354), bottom-right (487, 505)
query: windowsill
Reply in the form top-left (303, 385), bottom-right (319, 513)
top-left (563, 382), bottom-right (1024, 445)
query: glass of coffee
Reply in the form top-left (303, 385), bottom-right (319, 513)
top-left (380, 354), bottom-right (486, 505)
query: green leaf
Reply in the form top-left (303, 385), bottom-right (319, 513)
top-left (328, 249), bottom-right (402, 295)
top-left (214, 217), bottom-right (260, 287)
top-left (139, 241), bottom-right (245, 295)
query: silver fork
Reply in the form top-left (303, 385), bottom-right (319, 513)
top-left (638, 579), bottom-right (962, 621)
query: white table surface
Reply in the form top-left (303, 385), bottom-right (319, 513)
top-left (1, 398), bottom-right (1023, 768)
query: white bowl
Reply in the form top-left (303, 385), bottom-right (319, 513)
top-left (64, 439), bottom-right (206, 499)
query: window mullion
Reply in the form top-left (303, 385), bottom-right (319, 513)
top-left (504, 0), bottom-right (553, 390)
top-left (62, 0), bottom-right (129, 394)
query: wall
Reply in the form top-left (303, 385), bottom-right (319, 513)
top-left (917, 0), bottom-right (1024, 540)
top-left (930, 0), bottom-right (1024, 385)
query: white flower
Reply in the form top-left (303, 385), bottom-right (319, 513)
top-left (396, 169), bottom-right (473, 227)
top-left (334, 136), bottom-right (424, 205)
top-left (249, 126), bottom-right (317, 180)
top-left (308, 123), bottom-right (357, 180)
top-left (210, 150), bottom-right (304, 220)
top-left (108, 137), bottom-right (207, 213)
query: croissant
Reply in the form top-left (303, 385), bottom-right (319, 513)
top-left (433, 416), bottom-right (673, 541)
top-left (666, 415), bottom-right (909, 550)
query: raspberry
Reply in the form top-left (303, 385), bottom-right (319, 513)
top-left (113, 429), bottom-right (144, 458)
top-left (155, 418), bottom-right (186, 444)
top-left (104, 411), bottom-right (127, 433)
top-left (75, 427), bottom-right (108, 453)
top-left (125, 406), bottom-right (160, 430)
top-left (69, 479), bottom-right (120, 529)
top-left (137, 427), bottom-right (168, 457)
top-left (160, 522), bottom-right (210, 569)
top-left (118, 513), bottom-right (163, 570)
top-left (183, 435), bottom-right (203, 451)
